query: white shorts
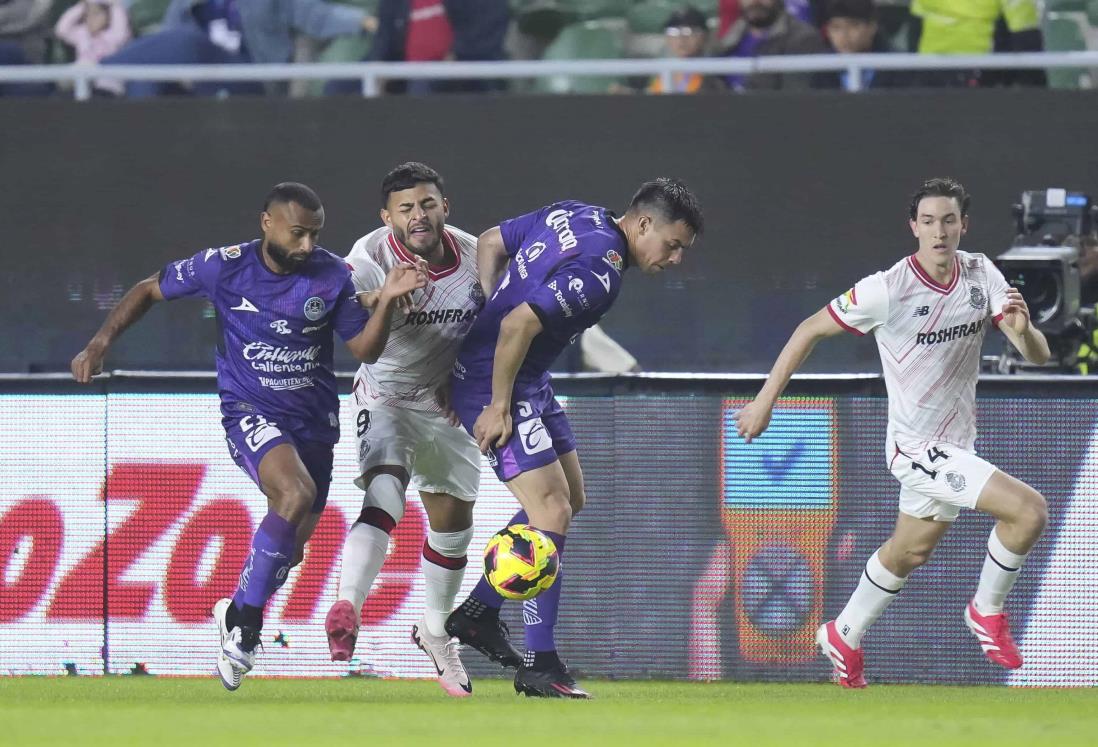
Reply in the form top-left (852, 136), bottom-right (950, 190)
top-left (888, 441), bottom-right (997, 522)
top-left (353, 403), bottom-right (480, 501)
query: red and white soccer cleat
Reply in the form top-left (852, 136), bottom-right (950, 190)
top-left (325, 599), bottom-right (359, 662)
top-left (816, 620), bottom-right (867, 689)
top-left (964, 602), bottom-right (1023, 669)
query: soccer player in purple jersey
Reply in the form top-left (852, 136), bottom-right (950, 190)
top-left (70, 182), bottom-right (426, 691)
top-left (444, 178), bottom-right (703, 698)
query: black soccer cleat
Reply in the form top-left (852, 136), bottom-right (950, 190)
top-left (444, 603), bottom-right (523, 669)
top-left (513, 659), bottom-right (591, 699)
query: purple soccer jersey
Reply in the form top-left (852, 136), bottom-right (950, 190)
top-left (158, 239), bottom-right (370, 444)
top-left (451, 200), bottom-right (628, 480)
top-left (454, 200), bottom-right (628, 394)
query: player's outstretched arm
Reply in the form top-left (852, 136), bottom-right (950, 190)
top-left (737, 307), bottom-right (844, 443)
top-left (472, 302), bottom-right (542, 453)
top-left (476, 226), bottom-right (509, 298)
top-left (71, 273), bottom-right (164, 383)
top-left (998, 287), bottom-right (1051, 365)
top-left (346, 261), bottom-right (427, 363)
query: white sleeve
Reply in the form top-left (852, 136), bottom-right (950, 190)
top-left (827, 272), bottom-right (889, 336)
top-left (984, 255), bottom-right (1011, 328)
top-left (345, 236), bottom-right (386, 294)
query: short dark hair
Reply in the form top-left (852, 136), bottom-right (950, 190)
top-left (627, 177), bottom-right (704, 235)
top-left (908, 177), bottom-right (970, 220)
top-left (263, 182), bottom-right (323, 213)
top-left (665, 5), bottom-right (708, 31)
top-left (824, 0), bottom-right (876, 23)
top-left (381, 162), bottom-right (445, 206)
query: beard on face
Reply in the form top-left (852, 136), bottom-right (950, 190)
top-left (395, 218), bottom-right (443, 258)
top-left (743, 0), bottom-right (782, 28)
top-left (267, 239), bottom-right (309, 272)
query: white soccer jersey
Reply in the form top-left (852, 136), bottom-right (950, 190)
top-left (827, 250), bottom-right (1011, 454)
top-left (346, 225), bottom-right (482, 413)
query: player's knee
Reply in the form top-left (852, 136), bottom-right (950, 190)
top-left (360, 472), bottom-right (406, 527)
top-left (901, 544), bottom-right (935, 571)
top-left (269, 480), bottom-right (316, 524)
top-left (1018, 490), bottom-right (1048, 537)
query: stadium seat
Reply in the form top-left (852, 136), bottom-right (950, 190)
top-left (556, 0), bottom-right (630, 21)
top-left (515, 1), bottom-right (578, 39)
top-left (1043, 15), bottom-right (1089, 89)
top-left (1087, 0), bottom-right (1098, 28)
top-left (127, 0), bottom-right (173, 35)
top-left (1045, 0), bottom-right (1088, 11)
top-left (532, 20), bottom-right (625, 94)
top-left (627, 0), bottom-right (677, 34)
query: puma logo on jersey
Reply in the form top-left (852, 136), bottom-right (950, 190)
top-left (232, 297), bottom-right (259, 312)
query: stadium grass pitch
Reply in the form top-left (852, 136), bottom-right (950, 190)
top-left (2, 677), bottom-right (1096, 747)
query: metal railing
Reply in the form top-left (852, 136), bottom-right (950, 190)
top-left (1, 51), bottom-right (1096, 100)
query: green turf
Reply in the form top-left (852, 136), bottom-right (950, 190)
top-left (1, 677), bottom-right (1096, 746)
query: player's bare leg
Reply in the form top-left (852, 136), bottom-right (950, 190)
top-left (819, 513), bottom-right (951, 688)
top-left (966, 470), bottom-right (1048, 668)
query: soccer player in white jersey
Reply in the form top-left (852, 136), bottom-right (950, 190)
top-left (324, 163), bottom-right (485, 697)
top-left (737, 178), bottom-right (1051, 688)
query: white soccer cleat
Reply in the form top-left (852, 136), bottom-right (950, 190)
top-left (412, 617), bottom-right (472, 697)
top-left (213, 598), bottom-right (257, 691)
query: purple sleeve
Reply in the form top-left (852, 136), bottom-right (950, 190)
top-left (330, 274), bottom-right (372, 342)
top-left (526, 257), bottom-right (618, 338)
top-left (158, 248), bottom-right (221, 300)
top-left (499, 206), bottom-right (549, 257)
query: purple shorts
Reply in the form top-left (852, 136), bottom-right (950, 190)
top-left (222, 412), bottom-right (333, 512)
top-left (451, 381), bottom-right (576, 482)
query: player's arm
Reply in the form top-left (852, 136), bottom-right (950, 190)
top-left (736, 307), bottom-right (845, 443)
top-left (472, 302), bottom-right (543, 452)
top-left (477, 226), bottom-right (509, 298)
top-left (71, 273), bottom-right (164, 383)
top-left (998, 287), bottom-right (1050, 365)
top-left (345, 262), bottom-right (427, 363)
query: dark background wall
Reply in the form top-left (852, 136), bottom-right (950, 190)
top-left (4, 90), bottom-right (1098, 373)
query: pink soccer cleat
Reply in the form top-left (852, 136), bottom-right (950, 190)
top-left (816, 620), bottom-right (867, 689)
top-left (325, 600), bottom-right (359, 662)
top-left (964, 602), bottom-right (1023, 669)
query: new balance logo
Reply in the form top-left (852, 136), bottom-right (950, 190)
top-left (913, 306), bottom-right (930, 317)
top-left (232, 297), bottom-right (259, 313)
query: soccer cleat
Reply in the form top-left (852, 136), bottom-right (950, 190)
top-left (444, 607), bottom-right (522, 669)
top-left (816, 620), bottom-right (867, 689)
top-left (325, 600), bottom-right (360, 662)
top-left (964, 602), bottom-right (1023, 669)
top-left (514, 659), bottom-right (591, 699)
top-left (411, 617), bottom-right (473, 697)
top-left (213, 598), bottom-right (259, 691)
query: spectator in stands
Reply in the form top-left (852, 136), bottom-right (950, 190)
top-left (102, 0), bottom-right (378, 97)
top-left (814, 0), bottom-right (909, 91)
top-left (55, 0), bottom-right (131, 95)
top-left (647, 6), bottom-right (726, 94)
top-left (347, 0), bottom-right (509, 94)
top-left (718, 0), bottom-right (829, 91)
top-left (0, 0), bottom-right (53, 95)
top-left (909, 0), bottom-right (1045, 87)
top-left (718, 0), bottom-right (819, 37)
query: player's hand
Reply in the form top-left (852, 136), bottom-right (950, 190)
top-left (434, 382), bottom-right (462, 428)
top-left (473, 401), bottom-right (512, 454)
top-left (735, 400), bottom-right (772, 443)
top-left (380, 260), bottom-right (428, 306)
top-left (1000, 288), bottom-right (1032, 334)
top-left (71, 343), bottom-right (106, 384)
top-left (356, 290), bottom-right (381, 311)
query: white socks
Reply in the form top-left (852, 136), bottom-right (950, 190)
top-left (421, 527), bottom-right (474, 637)
top-left (973, 527), bottom-right (1028, 615)
top-left (835, 549), bottom-right (907, 648)
top-left (337, 522), bottom-right (390, 614)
